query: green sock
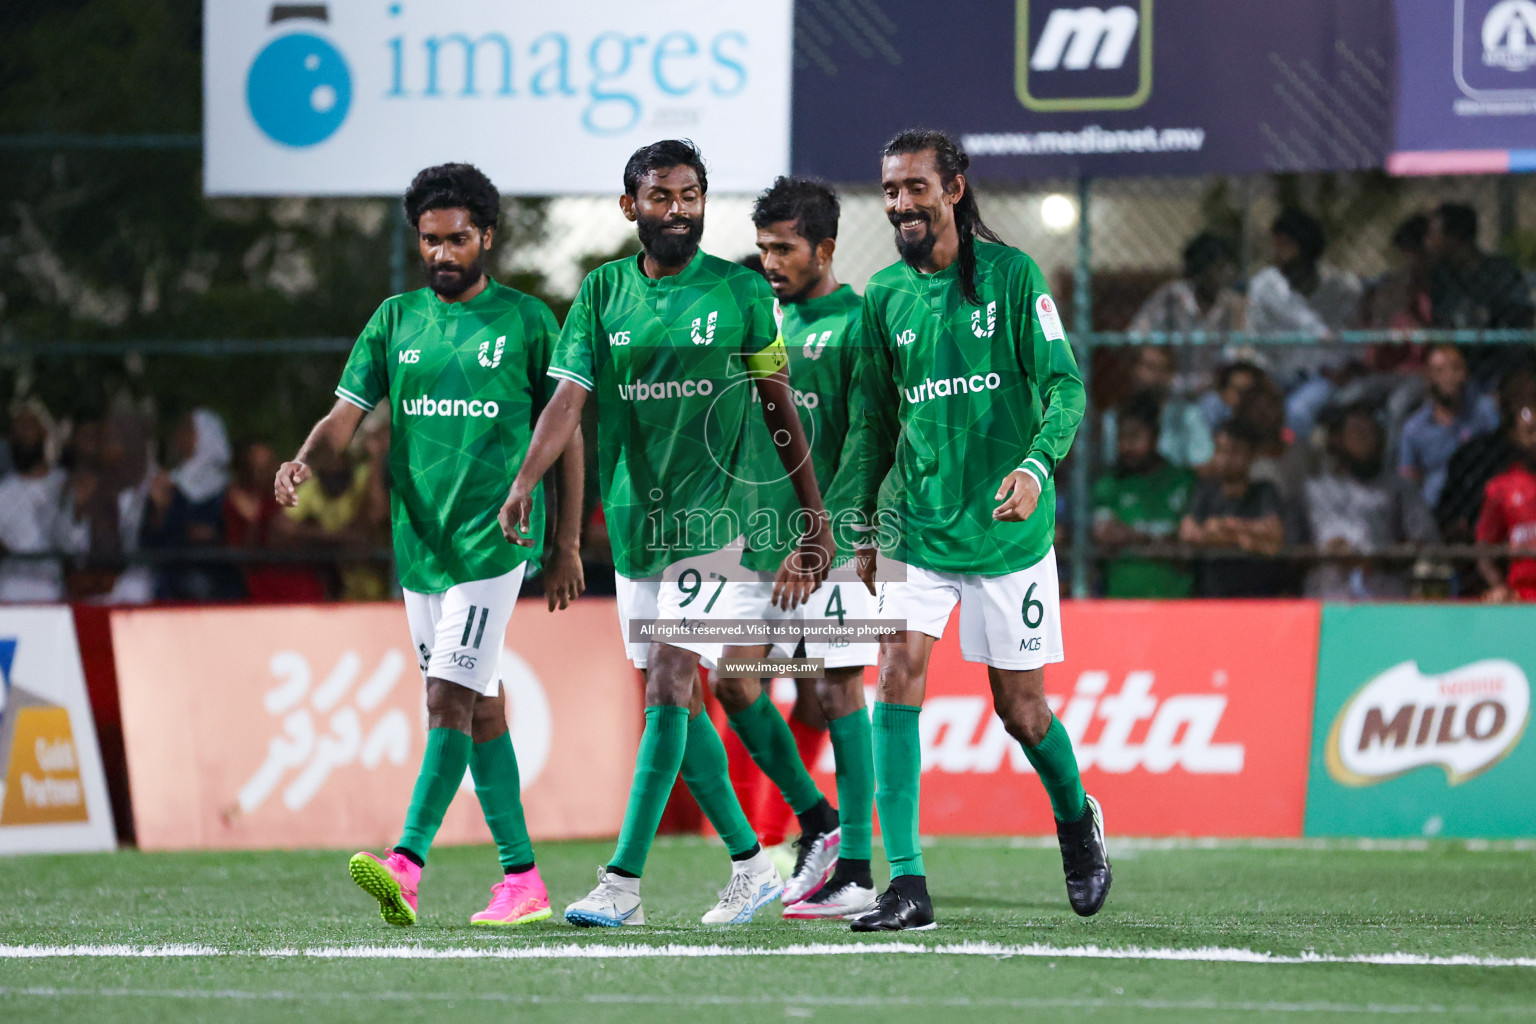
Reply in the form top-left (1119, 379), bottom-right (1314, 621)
top-left (396, 727), bottom-right (473, 865)
top-left (609, 705), bottom-right (689, 877)
top-left (470, 731), bottom-right (534, 873)
top-left (680, 710), bottom-right (759, 857)
top-left (873, 701), bottom-right (924, 878)
top-left (827, 706), bottom-right (875, 861)
top-left (726, 689), bottom-right (824, 815)
top-left (1022, 715), bottom-right (1087, 823)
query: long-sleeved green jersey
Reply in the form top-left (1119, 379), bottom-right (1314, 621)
top-left (827, 241), bottom-right (1085, 575)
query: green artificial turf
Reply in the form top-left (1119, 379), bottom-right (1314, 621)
top-left (1, 837), bottom-right (1533, 1023)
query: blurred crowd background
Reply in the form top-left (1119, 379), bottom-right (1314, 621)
top-left (4, 3), bottom-right (1536, 607)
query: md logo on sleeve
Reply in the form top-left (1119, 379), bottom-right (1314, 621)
top-left (1015, 0), bottom-right (1152, 111)
top-left (246, 3), bottom-right (353, 147)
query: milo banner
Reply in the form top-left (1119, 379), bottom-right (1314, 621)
top-left (0, 607), bottom-right (117, 854)
top-left (1306, 604), bottom-right (1536, 838)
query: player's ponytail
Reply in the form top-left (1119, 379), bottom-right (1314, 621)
top-left (883, 129), bottom-right (1004, 306)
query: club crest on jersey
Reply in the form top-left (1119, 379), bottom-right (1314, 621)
top-left (803, 330), bottom-right (831, 360)
top-left (477, 335), bottom-right (506, 369)
top-left (971, 301), bottom-right (997, 339)
top-left (690, 311), bottom-right (718, 346)
top-left (895, 329), bottom-right (917, 347)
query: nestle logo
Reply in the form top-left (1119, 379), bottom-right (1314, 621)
top-left (1326, 659), bottom-right (1531, 786)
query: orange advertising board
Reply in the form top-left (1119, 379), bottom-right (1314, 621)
top-left (802, 600), bottom-right (1321, 837)
top-left (113, 599), bottom-right (640, 851)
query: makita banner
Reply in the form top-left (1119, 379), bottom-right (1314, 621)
top-left (792, 0), bottom-right (1396, 180)
top-left (112, 601), bottom-right (640, 851)
top-left (1306, 604), bottom-right (1536, 838)
top-left (813, 601), bottom-right (1321, 837)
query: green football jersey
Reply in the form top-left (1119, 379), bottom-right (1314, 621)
top-left (550, 249), bottom-right (786, 579)
top-left (739, 284), bottom-right (863, 572)
top-left (336, 278), bottom-right (555, 594)
top-left (828, 241), bottom-right (1085, 575)
top-left (1092, 462), bottom-right (1195, 597)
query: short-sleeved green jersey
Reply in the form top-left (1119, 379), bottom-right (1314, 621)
top-left (335, 278), bottom-right (555, 593)
top-left (1092, 462), bottom-right (1195, 597)
top-left (739, 285), bottom-right (863, 572)
top-left (827, 241), bottom-right (1085, 575)
top-left (549, 249), bottom-right (786, 579)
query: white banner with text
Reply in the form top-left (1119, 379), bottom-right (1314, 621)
top-left (205, 0), bottom-right (792, 196)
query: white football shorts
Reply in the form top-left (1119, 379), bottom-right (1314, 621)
top-left (403, 564), bottom-right (527, 696)
top-left (875, 549), bottom-right (1064, 671)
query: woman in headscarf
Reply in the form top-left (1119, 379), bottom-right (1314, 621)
top-left (141, 408), bottom-right (245, 601)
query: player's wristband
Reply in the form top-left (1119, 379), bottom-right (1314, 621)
top-left (1016, 456), bottom-right (1050, 491)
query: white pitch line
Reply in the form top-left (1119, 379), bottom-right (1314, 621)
top-left (3, 987), bottom-right (1535, 1014)
top-left (0, 941), bottom-right (1532, 968)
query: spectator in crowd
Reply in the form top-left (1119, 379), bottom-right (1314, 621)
top-left (1398, 345), bottom-right (1499, 508)
top-left (1300, 406), bottom-right (1437, 599)
top-left (1426, 202), bottom-right (1536, 330)
top-left (1476, 398), bottom-right (1536, 602)
top-left (0, 404), bottom-right (86, 602)
top-left (1436, 368), bottom-right (1536, 543)
top-left (141, 407), bottom-right (244, 601)
top-left (1100, 346), bottom-right (1214, 470)
top-left (64, 410), bottom-right (151, 551)
top-left (1248, 208), bottom-right (1365, 423)
top-left (1235, 377), bottom-right (1313, 507)
top-left (91, 408), bottom-right (160, 604)
top-left (1180, 420), bottom-right (1290, 596)
top-left (1092, 395), bottom-right (1196, 597)
top-left (1247, 207), bottom-right (1363, 337)
top-left (1198, 358), bottom-right (1265, 432)
top-left (224, 438), bottom-right (325, 602)
top-left (1128, 231), bottom-right (1247, 335)
top-left (1359, 214), bottom-right (1434, 330)
top-left (276, 439), bottom-right (389, 601)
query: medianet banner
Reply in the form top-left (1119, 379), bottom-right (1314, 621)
top-left (791, 0), bottom-right (1397, 181)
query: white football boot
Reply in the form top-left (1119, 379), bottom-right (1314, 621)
top-left (564, 867), bottom-right (644, 927)
top-left (701, 850), bottom-right (784, 925)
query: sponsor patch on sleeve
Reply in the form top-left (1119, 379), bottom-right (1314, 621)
top-left (744, 335), bottom-right (789, 379)
top-left (1035, 294), bottom-right (1066, 342)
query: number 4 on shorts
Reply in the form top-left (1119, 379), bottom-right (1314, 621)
top-left (824, 584), bottom-right (845, 625)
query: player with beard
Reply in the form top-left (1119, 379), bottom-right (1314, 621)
top-left (827, 129), bottom-right (1110, 931)
top-left (498, 140), bottom-right (833, 927)
top-left (275, 163), bottom-right (587, 928)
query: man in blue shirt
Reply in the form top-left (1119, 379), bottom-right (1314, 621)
top-left (1399, 345), bottom-right (1499, 507)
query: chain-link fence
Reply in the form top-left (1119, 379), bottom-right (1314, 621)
top-left (3, 135), bottom-right (1535, 604)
